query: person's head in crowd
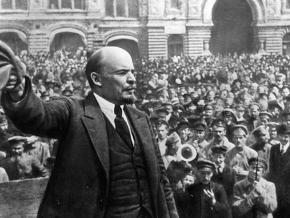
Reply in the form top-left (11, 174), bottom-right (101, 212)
top-left (156, 120), bottom-right (169, 141)
top-left (214, 98), bottom-right (225, 114)
top-left (168, 87), bottom-right (177, 99)
top-left (232, 125), bottom-right (248, 149)
top-left (166, 160), bottom-right (192, 187)
top-left (156, 107), bottom-right (169, 122)
top-left (184, 100), bottom-right (197, 114)
top-left (282, 86), bottom-right (290, 99)
top-left (276, 73), bottom-right (285, 88)
top-left (193, 122), bottom-right (207, 143)
top-left (268, 100), bottom-right (283, 118)
top-left (205, 90), bottom-right (215, 103)
top-left (249, 103), bottom-right (260, 119)
top-left (41, 91), bottom-right (50, 101)
top-left (162, 102), bottom-right (173, 115)
top-left (8, 136), bottom-right (27, 157)
top-left (165, 132), bottom-right (181, 156)
top-left (62, 88), bottom-right (73, 97)
top-left (221, 108), bottom-right (237, 125)
top-left (212, 119), bottom-right (226, 142)
top-left (176, 121), bottom-right (191, 144)
top-left (269, 84), bottom-right (280, 100)
top-left (232, 79), bottom-right (242, 93)
top-left (267, 122), bottom-right (278, 140)
top-left (249, 83), bottom-right (258, 95)
top-left (196, 159), bottom-right (215, 185)
top-left (53, 83), bottom-right (62, 95)
top-left (247, 157), bottom-right (267, 182)
top-left (220, 89), bottom-right (229, 100)
top-left (252, 125), bottom-right (269, 144)
top-left (211, 146), bottom-right (227, 168)
top-left (258, 111), bottom-right (272, 125)
top-left (277, 123), bottom-right (290, 146)
top-left (281, 110), bottom-right (290, 126)
top-left (235, 104), bottom-right (245, 120)
top-left (85, 46), bottom-right (136, 105)
top-left (182, 172), bottom-right (195, 189)
top-left (203, 104), bottom-right (214, 118)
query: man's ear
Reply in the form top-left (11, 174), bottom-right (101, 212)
top-left (90, 72), bottom-right (102, 87)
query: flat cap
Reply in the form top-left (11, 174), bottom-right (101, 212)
top-left (277, 124), bottom-right (290, 135)
top-left (196, 159), bottom-right (216, 171)
top-left (211, 145), bottom-right (228, 154)
top-left (8, 136), bottom-right (27, 144)
top-left (232, 124), bottom-right (248, 135)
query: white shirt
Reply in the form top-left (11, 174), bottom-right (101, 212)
top-left (280, 142), bottom-right (289, 154)
top-left (93, 93), bottom-right (135, 145)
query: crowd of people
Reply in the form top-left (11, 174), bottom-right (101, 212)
top-left (1, 48), bottom-right (290, 217)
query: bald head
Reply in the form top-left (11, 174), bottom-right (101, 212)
top-left (86, 47), bottom-right (133, 79)
top-left (85, 46), bottom-right (136, 104)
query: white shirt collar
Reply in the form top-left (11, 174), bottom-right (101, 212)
top-left (281, 141), bottom-right (290, 153)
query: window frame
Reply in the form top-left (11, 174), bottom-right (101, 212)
top-left (105, 0), bottom-right (139, 18)
top-left (47, 0), bottom-right (86, 11)
top-left (0, 0), bottom-right (28, 12)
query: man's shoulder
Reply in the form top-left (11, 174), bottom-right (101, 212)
top-left (126, 105), bottom-right (148, 117)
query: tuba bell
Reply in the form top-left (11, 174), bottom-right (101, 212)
top-left (176, 143), bottom-right (197, 162)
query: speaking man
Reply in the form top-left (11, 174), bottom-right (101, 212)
top-left (1, 46), bottom-right (178, 218)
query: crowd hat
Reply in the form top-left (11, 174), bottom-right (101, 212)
top-left (277, 123), bottom-right (290, 135)
top-left (232, 124), bottom-right (248, 135)
top-left (211, 145), bottom-right (227, 155)
top-left (196, 159), bottom-right (216, 171)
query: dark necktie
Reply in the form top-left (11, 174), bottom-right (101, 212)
top-left (114, 105), bottom-right (133, 148)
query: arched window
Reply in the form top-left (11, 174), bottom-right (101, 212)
top-left (168, 35), bottom-right (184, 57)
top-left (48, 0), bottom-right (85, 10)
top-left (105, 0), bottom-right (139, 17)
top-left (0, 0), bottom-right (27, 10)
top-left (283, 33), bottom-right (290, 55)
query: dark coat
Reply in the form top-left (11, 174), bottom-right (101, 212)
top-left (1, 78), bottom-right (178, 218)
top-left (181, 182), bottom-right (232, 218)
top-left (212, 165), bottom-right (236, 204)
top-left (269, 143), bottom-right (290, 213)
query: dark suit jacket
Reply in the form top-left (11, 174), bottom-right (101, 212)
top-left (269, 143), bottom-right (290, 210)
top-left (1, 78), bottom-right (178, 218)
top-left (212, 166), bottom-right (236, 204)
top-left (184, 182), bottom-right (232, 218)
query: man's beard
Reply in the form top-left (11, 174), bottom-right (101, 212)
top-left (122, 94), bottom-right (137, 105)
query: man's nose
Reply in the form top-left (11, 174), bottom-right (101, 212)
top-left (127, 71), bottom-right (136, 83)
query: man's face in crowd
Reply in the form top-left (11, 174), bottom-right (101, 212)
top-left (256, 128), bottom-right (269, 143)
top-left (177, 126), bottom-right (190, 141)
top-left (236, 108), bottom-right (245, 118)
top-left (95, 48), bottom-right (136, 105)
top-left (279, 133), bottom-right (290, 146)
top-left (233, 129), bottom-right (247, 148)
top-left (204, 108), bottom-right (213, 117)
top-left (195, 129), bottom-right (206, 141)
top-left (250, 105), bottom-right (260, 119)
top-left (213, 126), bottom-right (225, 141)
top-left (282, 87), bottom-right (290, 98)
top-left (212, 153), bottom-right (225, 167)
top-left (269, 127), bottom-right (277, 139)
top-left (157, 124), bottom-right (169, 140)
top-left (182, 174), bottom-right (195, 188)
top-left (248, 164), bottom-right (264, 182)
top-left (11, 142), bottom-right (25, 156)
top-left (198, 168), bottom-right (213, 185)
top-left (207, 91), bottom-right (215, 101)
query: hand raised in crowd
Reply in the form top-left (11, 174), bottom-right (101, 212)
top-left (203, 189), bottom-right (217, 205)
top-left (4, 56), bottom-right (26, 100)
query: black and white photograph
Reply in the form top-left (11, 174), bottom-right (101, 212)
top-left (0, 0), bottom-right (289, 217)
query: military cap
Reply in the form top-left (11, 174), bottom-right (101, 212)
top-left (277, 124), bottom-right (290, 135)
top-left (211, 119), bottom-right (226, 128)
top-left (204, 104), bottom-right (214, 111)
top-left (211, 145), bottom-right (227, 155)
top-left (193, 122), bottom-right (207, 131)
top-left (156, 107), bottom-right (170, 115)
top-left (176, 120), bottom-right (190, 131)
top-left (232, 124), bottom-right (248, 135)
top-left (248, 157), bottom-right (268, 170)
top-left (252, 125), bottom-right (268, 138)
top-left (156, 119), bottom-right (169, 127)
top-left (249, 102), bottom-right (260, 110)
top-left (8, 136), bottom-right (27, 144)
top-left (268, 100), bottom-right (283, 111)
top-left (196, 159), bottom-right (216, 171)
top-left (266, 122), bottom-right (278, 128)
top-left (259, 111), bottom-right (272, 119)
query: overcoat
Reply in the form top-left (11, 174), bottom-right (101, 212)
top-left (1, 78), bottom-right (178, 218)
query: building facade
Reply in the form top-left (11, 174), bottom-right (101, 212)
top-left (1, 0), bottom-right (290, 58)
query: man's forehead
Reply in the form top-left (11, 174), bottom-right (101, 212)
top-left (95, 47), bottom-right (134, 72)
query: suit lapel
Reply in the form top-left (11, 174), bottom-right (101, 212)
top-left (125, 106), bottom-right (158, 207)
top-left (81, 93), bottom-right (110, 183)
